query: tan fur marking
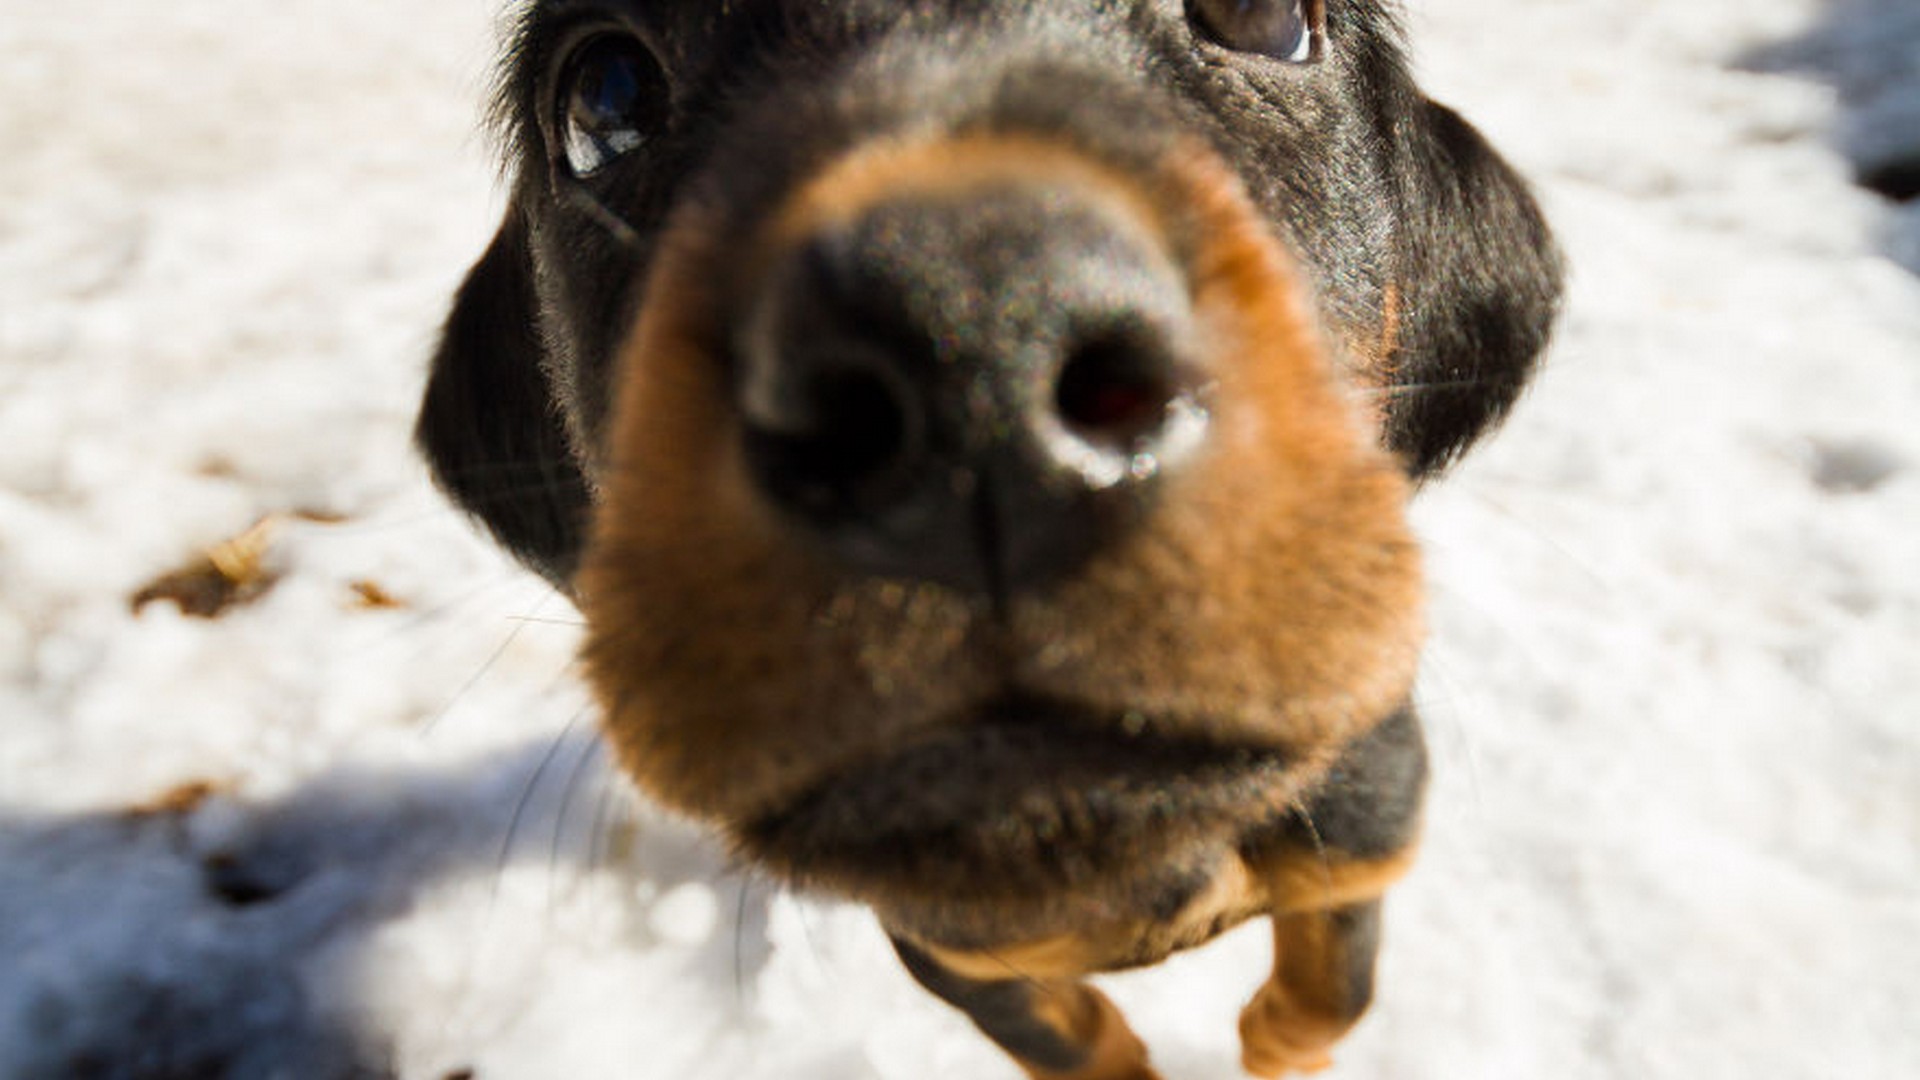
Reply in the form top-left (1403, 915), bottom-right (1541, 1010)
top-left (1255, 845), bottom-right (1419, 916)
top-left (923, 935), bottom-right (1108, 984)
top-left (1379, 280), bottom-right (1403, 363)
top-left (914, 841), bottom-right (1413, 986)
top-left (912, 856), bottom-right (1270, 982)
top-left (763, 134), bottom-right (1170, 266)
top-left (1347, 279), bottom-right (1404, 431)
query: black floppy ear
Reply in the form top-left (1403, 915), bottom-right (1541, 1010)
top-left (1382, 100), bottom-right (1564, 479)
top-left (416, 210), bottom-right (590, 588)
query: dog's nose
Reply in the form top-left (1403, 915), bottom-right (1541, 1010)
top-left (736, 180), bottom-right (1208, 596)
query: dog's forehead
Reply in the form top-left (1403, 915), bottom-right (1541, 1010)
top-left (501, 1), bottom-right (1402, 128)
top-left (522, 0), bottom-right (1145, 27)
top-left (512, 0), bottom-right (1153, 62)
top-left (499, 0), bottom-right (1367, 171)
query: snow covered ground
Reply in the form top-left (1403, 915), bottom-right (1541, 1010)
top-left (2, 1), bottom-right (1916, 1077)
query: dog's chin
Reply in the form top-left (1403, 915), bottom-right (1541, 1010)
top-left (733, 695), bottom-right (1313, 926)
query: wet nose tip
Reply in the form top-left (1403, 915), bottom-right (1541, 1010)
top-left (1044, 322), bottom-right (1206, 489)
top-left (734, 178), bottom-right (1207, 594)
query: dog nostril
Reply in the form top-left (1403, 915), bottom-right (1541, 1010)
top-left (1054, 333), bottom-right (1179, 446)
top-left (742, 365), bottom-right (912, 516)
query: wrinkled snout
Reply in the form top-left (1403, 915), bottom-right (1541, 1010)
top-left (734, 156), bottom-right (1210, 598)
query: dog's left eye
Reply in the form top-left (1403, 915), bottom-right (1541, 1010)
top-left (1189, 0), bottom-right (1322, 63)
top-left (558, 34), bottom-right (670, 178)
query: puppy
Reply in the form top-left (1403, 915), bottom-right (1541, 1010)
top-left (418, 2), bottom-right (1560, 1076)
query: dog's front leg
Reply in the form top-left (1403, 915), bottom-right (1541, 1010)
top-left (891, 936), bottom-right (1160, 1080)
top-left (1237, 708), bottom-right (1430, 1077)
top-left (1238, 899), bottom-right (1384, 1077)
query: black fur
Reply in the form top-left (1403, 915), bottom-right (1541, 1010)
top-left (416, 210), bottom-right (588, 586)
top-left (1383, 101), bottom-right (1564, 477)
top-left (1244, 706), bottom-right (1428, 864)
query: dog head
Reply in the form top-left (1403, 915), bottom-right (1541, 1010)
top-left (419, 0), bottom-right (1559, 941)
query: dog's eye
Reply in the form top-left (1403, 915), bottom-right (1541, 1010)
top-left (558, 34), bottom-right (670, 178)
top-left (1189, 0), bottom-right (1321, 63)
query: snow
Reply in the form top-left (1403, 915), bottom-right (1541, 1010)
top-left (2, 1), bottom-right (1916, 1078)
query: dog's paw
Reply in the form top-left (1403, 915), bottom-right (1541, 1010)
top-left (1027, 988), bottom-right (1163, 1080)
top-left (1237, 983), bottom-right (1347, 1077)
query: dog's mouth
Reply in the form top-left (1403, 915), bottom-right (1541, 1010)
top-left (734, 694), bottom-right (1309, 908)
